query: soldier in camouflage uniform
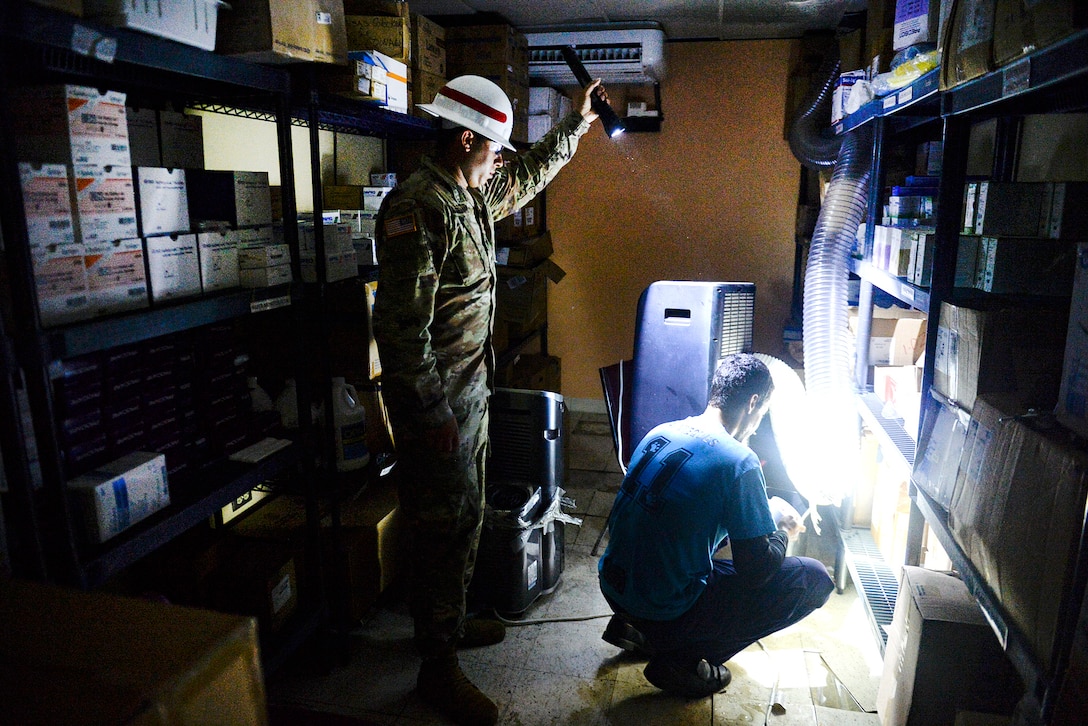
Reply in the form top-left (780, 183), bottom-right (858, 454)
top-left (373, 74), bottom-right (606, 725)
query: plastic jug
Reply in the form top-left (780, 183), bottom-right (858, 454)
top-left (248, 377), bottom-right (274, 412)
top-left (332, 377), bottom-right (369, 471)
top-left (275, 378), bottom-right (300, 429)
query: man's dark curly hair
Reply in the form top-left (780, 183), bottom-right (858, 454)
top-left (708, 353), bottom-right (773, 413)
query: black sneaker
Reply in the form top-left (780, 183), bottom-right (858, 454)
top-left (643, 657), bottom-right (732, 698)
top-left (602, 614), bottom-right (655, 656)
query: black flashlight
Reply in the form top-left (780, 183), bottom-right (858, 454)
top-left (560, 46), bottom-right (625, 139)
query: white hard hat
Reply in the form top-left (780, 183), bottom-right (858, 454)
top-left (418, 75), bottom-right (516, 151)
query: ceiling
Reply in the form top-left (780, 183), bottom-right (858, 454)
top-left (408, 0), bottom-right (868, 41)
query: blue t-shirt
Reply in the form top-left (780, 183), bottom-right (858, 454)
top-left (598, 416), bottom-right (776, 620)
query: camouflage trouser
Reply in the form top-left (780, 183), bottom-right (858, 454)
top-left (394, 397), bottom-right (489, 659)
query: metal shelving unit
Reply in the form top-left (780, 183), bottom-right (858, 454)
top-left (0, 1), bottom-right (325, 674)
top-left (839, 27), bottom-right (1088, 726)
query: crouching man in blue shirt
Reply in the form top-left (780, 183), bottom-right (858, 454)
top-left (598, 353), bottom-right (835, 697)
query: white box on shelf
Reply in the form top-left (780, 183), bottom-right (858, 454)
top-left (832, 70), bottom-right (867, 124)
top-left (197, 229), bottom-right (240, 293)
top-left (19, 162), bottom-right (76, 249)
top-left (145, 233), bottom-right (201, 301)
top-left (135, 167), bottom-right (190, 236)
top-left (84, 0), bottom-right (219, 51)
top-left (11, 85), bottom-right (131, 168)
top-left (238, 243), bottom-right (291, 269)
top-left (240, 264), bottom-right (292, 288)
top-left (353, 236), bottom-right (377, 266)
top-left (158, 110), bottom-right (204, 169)
top-left (67, 451), bottom-right (169, 543)
top-left (236, 225), bottom-right (274, 249)
top-left (32, 242), bottom-right (90, 327)
top-left (125, 106), bottom-right (161, 167)
top-left (72, 164), bottom-right (138, 245)
top-left (84, 237), bottom-right (149, 316)
top-left (350, 51), bottom-right (408, 113)
top-left (363, 186), bottom-right (391, 211)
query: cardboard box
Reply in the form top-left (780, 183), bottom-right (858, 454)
top-left (497, 231), bottom-right (553, 268)
top-left (973, 181), bottom-right (1050, 236)
top-left (876, 566), bottom-right (1021, 726)
top-left (933, 300), bottom-right (1068, 411)
top-left (84, 237), bottom-right (149, 316)
top-left (445, 24), bottom-right (527, 70)
top-left (145, 233), bottom-right (202, 302)
top-left (238, 242), bottom-right (290, 269)
top-left (158, 110), bottom-right (204, 169)
top-left (84, 0), bottom-right (220, 50)
top-left (19, 162), bottom-right (76, 249)
top-left (324, 184), bottom-right (367, 209)
top-left (211, 537), bottom-right (299, 635)
top-left (217, 0), bottom-right (347, 64)
top-left (1045, 181), bottom-right (1088, 239)
top-left (912, 395), bottom-right (971, 509)
top-left (410, 68), bottom-right (446, 109)
top-left (832, 70), bottom-right (867, 125)
top-left (197, 229), bottom-right (240, 292)
top-left (1057, 242), bottom-right (1088, 438)
top-left (949, 394), bottom-right (1088, 674)
top-left (993, 0), bottom-right (1087, 67)
top-left (135, 167), bottom-right (190, 236)
top-left (955, 234), bottom-right (981, 287)
top-left (940, 0), bottom-right (997, 90)
top-left (66, 451), bottom-right (168, 543)
top-left (495, 195), bottom-right (543, 242)
top-left (908, 229), bottom-right (936, 286)
top-left (186, 170), bottom-right (273, 229)
top-left (867, 0), bottom-right (898, 74)
top-left (72, 163), bottom-right (138, 244)
top-left (236, 225), bottom-right (275, 249)
top-left (240, 264), bottom-right (292, 288)
top-left (973, 236), bottom-right (1076, 296)
top-left (497, 259), bottom-right (565, 328)
top-left (894, 0), bottom-right (943, 50)
top-left (336, 477), bottom-right (403, 620)
top-left (848, 307), bottom-right (927, 367)
top-left (125, 106), bottom-right (160, 167)
top-left (11, 84), bottom-right (131, 167)
top-left (344, 14), bottom-right (409, 60)
top-left (0, 579), bottom-right (266, 726)
top-left (411, 12), bottom-right (446, 76)
top-left (32, 242), bottom-right (90, 327)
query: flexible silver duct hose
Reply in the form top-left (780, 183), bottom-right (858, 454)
top-left (803, 125), bottom-right (872, 395)
top-left (800, 125), bottom-right (873, 505)
top-left (788, 51), bottom-right (842, 171)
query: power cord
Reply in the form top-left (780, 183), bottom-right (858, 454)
top-left (492, 611), bottom-right (613, 626)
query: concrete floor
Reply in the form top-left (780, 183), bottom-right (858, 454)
top-left (266, 410), bottom-right (885, 725)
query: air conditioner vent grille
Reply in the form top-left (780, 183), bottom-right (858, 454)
top-left (530, 43), bottom-right (643, 65)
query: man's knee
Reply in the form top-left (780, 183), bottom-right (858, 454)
top-left (799, 557), bottom-right (835, 607)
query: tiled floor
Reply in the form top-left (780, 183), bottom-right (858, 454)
top-left (267, 411), bottom-right (885, 725)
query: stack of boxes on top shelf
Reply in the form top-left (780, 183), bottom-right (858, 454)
top-left (445, 22), bottom-right (530, 144)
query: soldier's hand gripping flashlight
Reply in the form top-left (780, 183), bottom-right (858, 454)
top-left (560, 46), bottom-right (625, 139)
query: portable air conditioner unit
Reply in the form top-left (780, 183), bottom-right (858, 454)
top-left (525, 23), bottom-right (666, 85)
top-left (629, 281), bottom-right (755, 456)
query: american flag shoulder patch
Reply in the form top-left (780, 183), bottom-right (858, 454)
top-left (384, 214), bottom-right (418, 237)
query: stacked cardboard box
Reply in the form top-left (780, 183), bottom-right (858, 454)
top-left (445, 24), bottom-right (529, 144)
top-left (217, 0), bottom-right (348, 65)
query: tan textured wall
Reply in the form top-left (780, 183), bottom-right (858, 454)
top-left (545, 39), bottom-right (801, 400)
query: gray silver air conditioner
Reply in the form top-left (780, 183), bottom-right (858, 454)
top-left (525, 23), bottom-right (665, 85)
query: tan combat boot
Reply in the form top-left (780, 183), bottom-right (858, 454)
top-left (417, 653), bottom-right (498, 725)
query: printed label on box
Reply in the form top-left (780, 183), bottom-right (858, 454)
top-left (84, 238), bottom-right (149, 315)
top-left (19, 163), bottom-right (75, 248)
top-left (73, 164), bottom-right (138, 244)
top-left (197, 230), bottom-right (240, 292)
top-left (32, 243), bottom-right (90, 326)
top-left (146, 233), bottom-right (201, 301)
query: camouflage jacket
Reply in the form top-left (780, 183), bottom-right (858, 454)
top-left (373, 111), bottom-right (590, 430)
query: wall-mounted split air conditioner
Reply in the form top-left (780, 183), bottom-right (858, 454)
top-left (525, 23), bottom-right (666, 86)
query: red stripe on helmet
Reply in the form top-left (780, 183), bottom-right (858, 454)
top-left (438, 86), bottom-right (508, 124)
